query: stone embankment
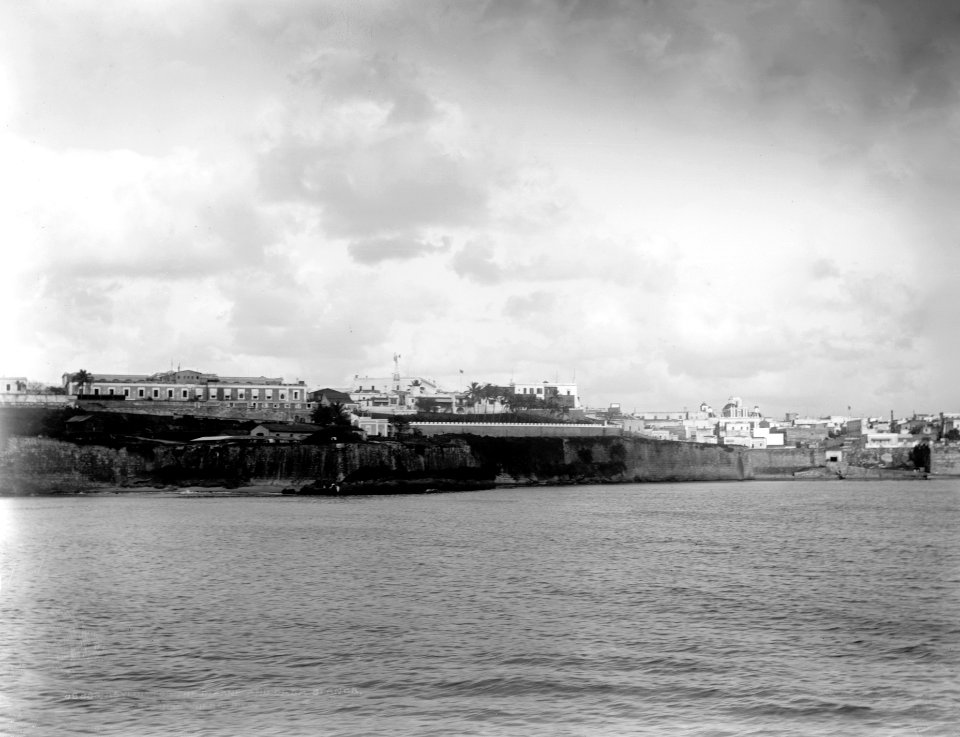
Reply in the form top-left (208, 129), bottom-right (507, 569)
top-left (2, 435), bottom-right (957, 495)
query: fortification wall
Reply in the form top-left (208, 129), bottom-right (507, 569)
top-left (412, 423), bottom-right (621, 438)
top-left (743, 448), bottom-right (824, 478)
top-left (75, 400), bottom-right (313, 423)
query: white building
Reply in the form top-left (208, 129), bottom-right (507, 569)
top-left (865, 433), bottom-right (913, 448)
top-left (356, 417), bottom-right (392, 437)
top-left (510, 381), bottom-right (581, 409)
top-left (350, 374), bottom-right (459, 413)
top-left (1, 377), bottom-right (27, 393)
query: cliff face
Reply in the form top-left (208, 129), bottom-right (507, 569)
top-left (3, 435), bottom-right (956, 495)
top-left (0, 437), bottom-right (482, 493)
top-left (0, 438), bottom-right (152, 493)
top-left (0, 436), bottom-right (744, 492)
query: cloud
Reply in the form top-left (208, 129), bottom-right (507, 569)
top-left (255, 46), bottom-right (500, 238)
top-left (503, 291), bottom-right (557, 319)
top-left (1, 0), bottom-right (957, 417)
top-left (259, 130), bottom-right (493, 237)
top-left (6, 144), bottom-right (270, 281)
top-left (348, 236), bottom-right (450, 265)
top-left (451, 241), bottom-right (505, 284)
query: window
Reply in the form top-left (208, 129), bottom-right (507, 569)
top-left (266, 390), bottom-right (273, 400)
top-left (153, 389), bottom-right (159, 398)
top-left (293, 390), bottom-right (300, 400)
top-left (94, 388), bottom-right (100, 395)
top-left (124, 388), bottom-right (130, 397)
top-left (108, 388), bottom-right (115, 395)
top-left (181, 390), bottom-right (188, 399)
top-left (280, 392), bottom-right (286, 400)
top-left (238, 390), bottom-right (245, 400)
top-left (252, 390), bottom-right (259, 399)
top-left (167, 389), bottom-right (174, 399)
top-left (138, 388), bottom-right (145, 398)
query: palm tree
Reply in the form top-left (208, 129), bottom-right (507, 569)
top-left (311, 401), bottom-right (351, 427)
top-left (330, 401), bottom-right (351, 427)
top-left (465, 382), bottom-right (485, 410)
top-left (71, 369), bottom-right (93, 397)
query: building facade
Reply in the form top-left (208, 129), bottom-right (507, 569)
top-left (510, 381), bottom-right (581, 409)
top-left (62, 369), bottom-right (312, 412)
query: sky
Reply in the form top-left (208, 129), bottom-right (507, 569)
top-left (1, 0), bottom-right (957, 418)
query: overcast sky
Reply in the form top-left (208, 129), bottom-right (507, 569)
top-left (2, 0), bottom-right (957, 418)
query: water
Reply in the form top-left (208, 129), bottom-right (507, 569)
top-left (1, 481), bottom-right (957, 736)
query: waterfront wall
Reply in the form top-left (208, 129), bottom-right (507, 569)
top-left (743, 448), bottom-right (825, 478)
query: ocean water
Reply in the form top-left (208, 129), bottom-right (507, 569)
top-left (0, 481), bottom-right (957, 736)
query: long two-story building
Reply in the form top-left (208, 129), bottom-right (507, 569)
top-left (62, 369), bottom-right (312, 414)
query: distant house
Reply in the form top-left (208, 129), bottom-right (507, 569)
top-left (865, 432), bottom-right (912, 448)
top-left (303, 426), bottom-right (366, 444)
top-left (65, 414), bottom-right (109, 436)
top-left (356, 417), bottom-right (392, 437)
top-left (1, 377), bottom-right (28, 393)
top-left (249, 422), bottom-right (323, 441)
top-left (308, 388), bottom-right (355, 407)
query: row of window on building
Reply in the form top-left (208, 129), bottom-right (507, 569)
top-left (90, 386), bottom-right (305, 401)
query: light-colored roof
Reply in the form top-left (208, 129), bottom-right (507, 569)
top-left (191, 435), bottom-right (254, 442)
top-left (252, 423), bottom-right (322, 433)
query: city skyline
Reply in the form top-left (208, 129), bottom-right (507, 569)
top-left (2, 1), bottom-right (957, 419)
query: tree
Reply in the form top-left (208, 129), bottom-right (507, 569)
top-left (509, 391), bottom-right (542, 411)
top-left (71, 369), bottom-right (93, 396)
top-left (465, 382), bottom-right (485, 408)
top-left (415, 397), bottom-right (443, 413)
top-left (946, 428), bottom-right (960, 442)
top-left (392, 416), bottom-right (411, 438)
top-left (311, 401), bottom-right (351, 427)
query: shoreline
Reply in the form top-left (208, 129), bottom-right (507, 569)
top-left (1, 471), bottom-right (948, 498)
